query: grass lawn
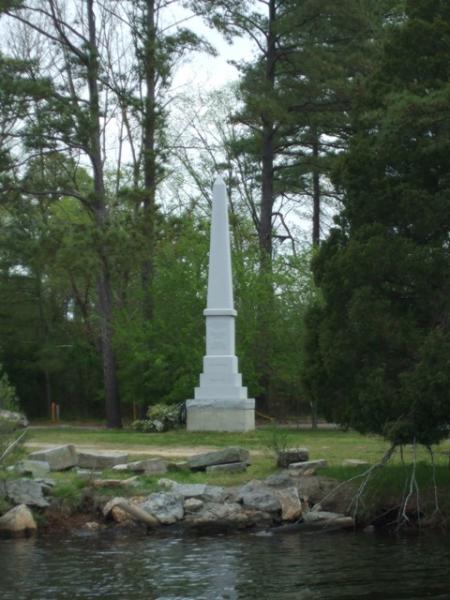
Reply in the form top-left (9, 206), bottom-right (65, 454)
top-left (27, 424), bottom-right (450, 465)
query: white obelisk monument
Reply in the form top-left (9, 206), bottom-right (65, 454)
top-left (186, 177), bottom-right (255, 432)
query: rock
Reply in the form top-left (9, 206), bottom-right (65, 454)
top-left (28, 445), bottom-right (78, 471)
top-left (184, 498), bottom-right (204, 513)
top-left (77, 451), bottom-right (129, 470)
top-left (0, 504), bottom-right (36, 536)
top-left (103, 497), bottom-right (131, 523)
top-left (206, 461), bottom-right (247, 473)
top-left (342, 459), bottom-right (370, 467)
top-left (158, 478), bottom-right (175, 489)
top-left (15, 460), bottom-right (50, 478)
top-left (76, 468), bottom-right (102, 477)
top-left (163, 482), bottom-right (228, 503)
top-left (274, 487), bottom-right (302, 521)
top-left (0, 408), bottom-right (29, 428)
top-left (111, 464), bottom-right (129, 472)
top-left (112, 458), bottom-right (167, 475)
top-left (303, 510), bottom-right (343, 522)
top-left (5, 479), bottom-right (50, 508)
top-left (294, 475), bottom-right (354, 514)
top-left (84, 521), bottom-right (101, 531)
top-left (277, 448), bottom-right (309, 468)
top-left (238, 482), bottom-right (281, 513)
top-left (303, 510), bottom-right (354, 530)
top-left (103, 496), bottom-right (152, 525)
top-left (188, 447), bottom-right (250, 471)
top-left (288, 459), bottom-right (328, 475)
top-left (264, 472), bottom-right (292, 487)
top-left (184, 502), bottom-right (270, 530)
top-left (141, 492), bottom-right (184, 525)
top-left (168, 461), bottom-right (190, 472)
top-left (91, 477), bottom-right (139, 489)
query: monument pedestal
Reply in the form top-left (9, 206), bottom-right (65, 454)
top-left (186, 400), bottom-right (255, 432)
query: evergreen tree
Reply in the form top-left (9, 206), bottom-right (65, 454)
top-left (302, 0), bottom-right (450, 446)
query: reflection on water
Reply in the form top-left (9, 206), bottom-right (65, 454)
top-left (1, 529), bottom-right (449, 600)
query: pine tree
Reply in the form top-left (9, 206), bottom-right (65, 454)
top-left (302, 0), bottom-right (450, 446)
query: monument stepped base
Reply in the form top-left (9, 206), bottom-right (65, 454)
top-left (186, 401), bottom-right (255, 432)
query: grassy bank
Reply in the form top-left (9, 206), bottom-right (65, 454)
top-left (6, 425), bottom-right (450, 529)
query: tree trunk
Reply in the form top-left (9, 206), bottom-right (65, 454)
top-left (310, 129), bottom-right (321, 429)
top-left (87, 0), bottom-right (121, 428)
top-left (312, 131), bottom-right (321, 248)
top-left (256, 0), bottom-right (276, 414)
top-left (141, 0), bottom-right (157, 323)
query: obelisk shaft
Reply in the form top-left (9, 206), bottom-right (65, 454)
top-left (205, 177), bottom-right (235, 312)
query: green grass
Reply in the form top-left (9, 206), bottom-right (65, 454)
top-left (27, 425), bottom-right (450, 467)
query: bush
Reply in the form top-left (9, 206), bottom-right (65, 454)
top-left (0, 365), bottom-right (19, 413)
top-left (132, 403), bottom-right (183, 433)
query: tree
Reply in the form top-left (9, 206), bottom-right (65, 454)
top-left (302, 0), bottom-right (450, 446)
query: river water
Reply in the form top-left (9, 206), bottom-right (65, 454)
top-left (1, 529), bottom-right (449, 600)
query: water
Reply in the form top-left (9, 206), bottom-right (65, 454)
top-left (1, 529), bottom-right (449, 600)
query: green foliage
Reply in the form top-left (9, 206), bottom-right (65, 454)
top-left (0, 364), bottom-right (18, 412)
top-left (302, 2), bottom-right (450, 445)
top-left (132, 402), bottom-right (182, 433)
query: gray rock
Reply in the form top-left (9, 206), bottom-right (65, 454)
top-left (28, 445), bottom-right (78, 471)
top-left (303, 510), bottom-right (354, 529)
top-left (0, 504), bottom-right (36, 536)
top-left (165, 482), bottom-right (228, 503)
top-left (5, 479), bottom-right (50, 508)
top-left (77, 451), bottom-right (129, 470)
top-left (141, 492), bottom-right (184, 525)
top-left (277, 448), bottom-right (309, 468)
top-left (184, 501), bottom-right (270, 530)
top-left (15, 460), bottom-right (50, 478)
top-left (76, 468), bottom-right (102, 477)
top-left (112, 458), bottom-right (167, 475)
top-left (264, 472), bottom-right (292, 487)
top-left (288, 459), bottom-right (328, 474)
top-left (0, 408), bottom-right (29, 428)
top-left (303, 510), bottom-right (342, 522)
top-left (188, 447), bottom-right (250, 471)
top-left (206, 461), bottom-right (247, 473)
top-left (238, 482), bottom-right (281, 513)
top-left (184, 498), bottom-right (204, 513)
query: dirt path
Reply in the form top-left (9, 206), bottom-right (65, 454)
top-left (24, 442), bottom-right (232, 459)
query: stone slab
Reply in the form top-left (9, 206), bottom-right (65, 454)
top-left (206, 461), bottom-right (247, 474)
top-left (112, 459), bottom-right (167, 475)
top-left (77, 451), bottom-right (129, 470)
top-left (277, 448), bottom-right (309, 468)
top-left (15, 460), bottom-right (50, 478)
top-left (188, 447), bottom-right (250, 471)
top-left (28, 445), bottom-right (78, 471)
top-left (288, 459), bottom-right (328, 474)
